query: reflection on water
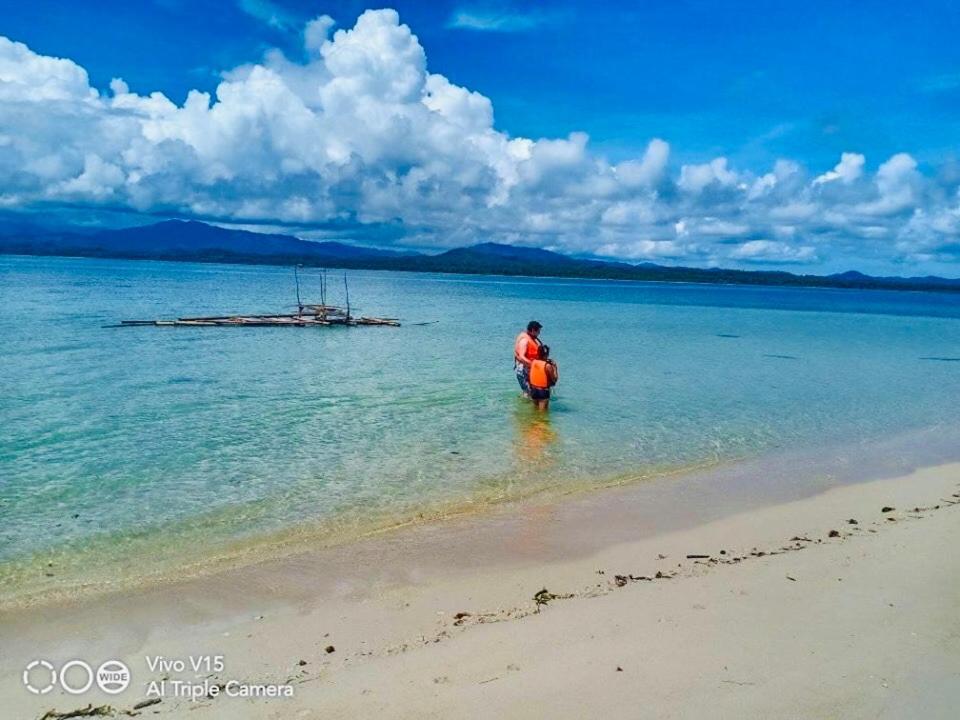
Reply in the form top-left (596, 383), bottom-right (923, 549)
top-left (513, 399), bottom-right (558, 468)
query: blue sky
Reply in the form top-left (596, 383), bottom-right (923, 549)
top-left (1, 1), bottom-right (959, 273)
top-left (7, 1), bottom-right (958, 167)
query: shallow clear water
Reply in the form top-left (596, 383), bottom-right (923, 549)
top-left (2, 255), bottom-right (960, 600)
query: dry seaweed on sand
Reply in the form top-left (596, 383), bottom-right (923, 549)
top-left (40, 705), bottom-right (114, 720)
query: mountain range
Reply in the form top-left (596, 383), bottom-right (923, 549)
top-left (2, 219), bottom-right (959, 293)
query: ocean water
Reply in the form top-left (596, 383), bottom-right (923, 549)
top-left (2, 255), bottom-right (960, 602)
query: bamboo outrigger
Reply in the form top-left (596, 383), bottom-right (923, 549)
top-left (117, 269), bottom-right (400, 328)
top-left (119, 307), bottom-right (399, 328)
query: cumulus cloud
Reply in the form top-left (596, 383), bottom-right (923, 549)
top-left (615, 138), bottom-right (669, 188)
top-left (678, 158), bottom-right (739, 194)
top-left (0, 9), bottom-right (957, 271)
top-left (813, 152), bottom-right (865, 185)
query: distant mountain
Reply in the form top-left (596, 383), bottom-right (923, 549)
top-left (829, 269), bottom-right (960, 287)
top-left (0, 220), bottom-right (414, 263)
top-left (442, 242), bottom-right (578, 265)
top-left (2, 219), bottom-right (959, 293)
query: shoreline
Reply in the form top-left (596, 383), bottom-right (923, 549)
top-left (0, 454), bottom-right (727, 611)
top-left (2, 455), bottom-right (959, 718)
top-left (3, 422), bottom-right (959, 612)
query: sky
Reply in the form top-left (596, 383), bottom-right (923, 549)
top-left (1, 1), bottom-right (959, 274)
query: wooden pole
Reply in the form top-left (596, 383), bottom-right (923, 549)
top-left (343, 272), bottom-right (351, 323)
top-left (294, 264), bottom-right (304, 316)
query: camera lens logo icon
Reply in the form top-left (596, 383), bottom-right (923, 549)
top-left (22, 660), bottom-right (56, 695)
top-left (96, 660), bottom-right (131, 694)
top-left (23, 659), bottom-right (130, 696)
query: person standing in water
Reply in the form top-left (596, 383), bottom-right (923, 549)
top-left (514, 320), bottom-right (543, 396)
top-left (528, 344), bottom-right (558, 411)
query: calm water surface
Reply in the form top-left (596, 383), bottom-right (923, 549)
top-left (2, 255), bottom-right (959, 601)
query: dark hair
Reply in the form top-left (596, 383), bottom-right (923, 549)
top-left (538, 344), bottom-right (550, 358)
top-left (527, 320), bottom-right (543, 332)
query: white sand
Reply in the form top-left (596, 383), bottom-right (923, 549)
top-left (3, 464), bottom-right (958, 719)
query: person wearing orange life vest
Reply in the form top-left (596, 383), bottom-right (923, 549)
top-left (514, 320), bottom-right (543, 396)
top-left (528, 344), bottom-right (558, 411)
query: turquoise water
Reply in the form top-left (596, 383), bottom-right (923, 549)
top-left (2, 255), bottom-right (960, 601)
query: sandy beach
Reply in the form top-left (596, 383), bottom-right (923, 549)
top-left (2, 460), bottom-right (958, 720)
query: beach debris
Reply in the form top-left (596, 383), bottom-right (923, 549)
top-left (533, 588), bottom-right (572, 608)
top-left (654, 571), bottom-right (674, 579)
top-left (657, 553), bottom-right (667, 559)
top-left (297, 659), bottom-right (308, 667)
top-left (881, 506), bottom-right (895, 513)
top-left (453, 612), bottom-right (472, 625)
top-left (686, 554), bottom-right (711, 559)
top-left (131, 698), bottom-right (161, 711)
top-left (39, 705), bottom-right (114, 720)
top-left (847, 518), bottom-right (858, 524)
top-left (616, 666), bottom-right (624, 672)
top-left (324, 645), bottom-right (336, 654)
top-left (614, 575), bottom-right (629, 587)
top-left (828, 530), bottom-right (840, 538)
top-left (786, 575), bottom-right (797, 582)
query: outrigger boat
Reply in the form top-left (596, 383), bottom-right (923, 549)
top-left (116, 268), bottom-right (400, 328)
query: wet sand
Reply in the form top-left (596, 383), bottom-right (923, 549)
top-left (2, 457), bottom-right (958, 719)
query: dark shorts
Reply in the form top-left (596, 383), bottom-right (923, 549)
top-left (529, 387), bottom-right (550, 401)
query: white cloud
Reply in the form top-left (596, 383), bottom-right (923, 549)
top-left (615, 138), bottom-right (669, 188)
top-left (730, 240), bottom-right (817, 264)
top-left (0, 9), bottom-right (956, 272)
top-left (0, 37), bottom-right (97, 101)
top-left (855, 153), bottom-right (920, 216)
top-left (678, 158), bottom-right (738, 193)
top-left (447, 8), bottom-right (551, 32)
top-left (304, 15), bottom-right (336, 53)
top-left (238, 0), bottom-right (298, 31)
top-left (813, 152), bottom-right (865, 185)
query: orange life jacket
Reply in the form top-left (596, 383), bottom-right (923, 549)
top-left (515, 331), bottom-right (541, 361)
top-left (529, 359), bottom-right (550, 389)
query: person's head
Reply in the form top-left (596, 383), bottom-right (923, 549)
top-left (527, 320), bottom-right (542, 339)
top-left (538, 344), bottom-right (550, 359)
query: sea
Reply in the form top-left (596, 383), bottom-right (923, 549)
top-left (2, 254), bottom-right (960, 604)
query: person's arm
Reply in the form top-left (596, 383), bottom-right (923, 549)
top-left (515, 337), bottom-right (532, 366)
top-left (548, 361), bottom-right (559, 384)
